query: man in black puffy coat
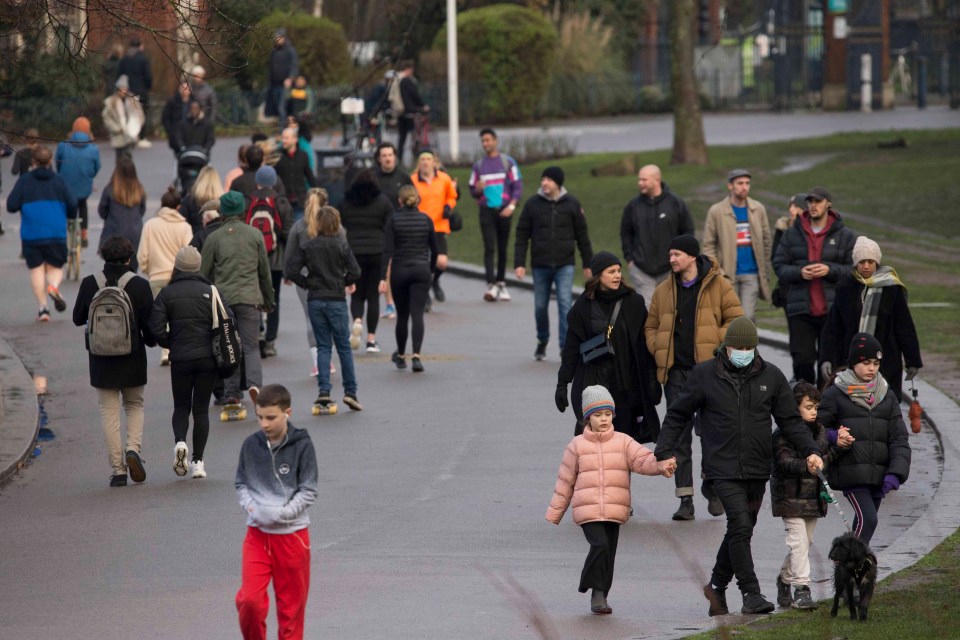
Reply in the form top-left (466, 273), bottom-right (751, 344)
top-left (514, 166), bottom-right (593, 360)
top-left (656, 317), bottom-right (824, 618)
top-left (772, 187), bottom-right (856, 386)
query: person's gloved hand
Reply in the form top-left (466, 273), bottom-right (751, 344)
top-left (442, 205), bottom-right (452, 219)
top-left (555, 384), bottom-right (568, 413)
top-left (905, 366), bottom-right (920, 381)
top-left (820, 361), bottom-right (833, 380)
top-left (882, 473), bottom-right (900, 495)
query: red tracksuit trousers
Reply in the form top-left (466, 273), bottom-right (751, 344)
top-left (236, 526), bottom-right (311, 640)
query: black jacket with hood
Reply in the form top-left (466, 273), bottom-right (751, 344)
top-left (655, 350), bottom-right (820, 481)
top-left (148, 271), bottom-right (216, 363)
top-left (514, 188), bottom-right (593, 270)
top-left (283, 231), bottom-right (361, 301)
top-left (770, 420), bottom-right (846, 518)
top-left (340, 179), bottom-right (394, 256)
top-left (620, 185), bottom-right (694, 277)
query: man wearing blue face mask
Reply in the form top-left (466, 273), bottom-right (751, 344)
top-left (655, 316), bottom-right (825, 617)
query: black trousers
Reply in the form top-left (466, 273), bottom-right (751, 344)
top-left (787, 313), bottom-right (826, 386)
top-left (479, 206), bottom-right (512, 283)
top-left (265, 270), bottom-right (283, 342)
top-left (77, 198), bottom-right (89, 230)
top-left (170, 357), bottom-right (217, 461)
top-left (397, 116), bottom-right (416, 166)
top-left (665, 367), bottom-right (697, 497)
top-left (350, 253), bottom-right (381, 335)
top-left (391, 265), bottom-right (431, 354)
top-left (710, 479), bottom-right (767, 594)
top-left (579, 521), bottom-right (620, 594)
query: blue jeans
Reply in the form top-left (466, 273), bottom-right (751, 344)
top-left (308, 299), bottom-right (357, 396)
top-left (532, 265), bottom-right (574, 349)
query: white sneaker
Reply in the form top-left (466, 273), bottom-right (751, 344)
top-left (160, 348), bottom-right (170, 366)
top-left (173, 441), bottom-right (189, 477)
top-left (136, 139), bottom-right (152, 149)
top-left (309, 346), bottom-right (319, 377)
top-left (330, 361), bottom-right (336, 375)
top-left (191, 460), bottom-right (207, 479)
top-left (497, 283), bottom-right (511, 301)
top-left (484, 283), bottom-right (499, 302)
top-left (248, 386), bottom-right (259, 404)
top-left (350, 319), bottom-right (362, 350)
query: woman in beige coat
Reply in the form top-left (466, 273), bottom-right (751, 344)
top-left (547, 385), bottom-right (673, 615)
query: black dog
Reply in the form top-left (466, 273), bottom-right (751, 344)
top-left (829, 532), bottom-right (878, 621)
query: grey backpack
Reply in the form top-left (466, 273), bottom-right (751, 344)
top-left (87, 272), bottom-right (136, 357)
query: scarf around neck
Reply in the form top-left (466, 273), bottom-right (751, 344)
top-left (835, 367), bottom-right (888, 411)
top-left (855, 265), bottom-right (905, 334)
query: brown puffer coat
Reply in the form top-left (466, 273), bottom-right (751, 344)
top-left (770, 422), bottom-right (847, 518)
top-left (546, 427), bottom-right (660, 526)
top-left (643, 255), bottom-right (744, 384)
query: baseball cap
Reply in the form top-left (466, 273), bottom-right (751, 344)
top-left (805, 186), bottom-right (832, 202)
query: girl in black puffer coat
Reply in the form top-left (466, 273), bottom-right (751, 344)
top-left (770, 381), bottom-right (850, 609)
top-left (819, 333), bottom-right (911, 546)
top-left (148, 246), bottom-right (217, 479)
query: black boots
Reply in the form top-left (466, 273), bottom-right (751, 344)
top-left (672, 496), bottom-right (695, 521)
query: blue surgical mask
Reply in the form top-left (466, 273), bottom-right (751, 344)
top-left (729, 348), bottom-right (755, 368)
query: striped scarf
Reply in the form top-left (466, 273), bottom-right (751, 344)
top-left (854, 265), bottom-right (905, 335)
top-left (835, 367), bottom-right (889, 411)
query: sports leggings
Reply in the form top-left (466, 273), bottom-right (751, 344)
top-left (391, 265), bottom-right (431, 355)
top-left (845, 487), bottom-right (882, 546)
top-left (170, 357), bottom-right (217, 461)
top-left (350, 253), bottom-right (381, 334)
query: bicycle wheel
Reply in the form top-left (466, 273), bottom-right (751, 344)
top-left (66, 220), bottom-right (81, 280)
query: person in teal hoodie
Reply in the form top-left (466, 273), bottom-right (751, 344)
top-left (56, 117), bottom-right (102, 247)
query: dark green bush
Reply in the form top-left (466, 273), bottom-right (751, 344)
top-left (433, 4), bottom-right (557, 123)
top-left (245, 11), bottom-right (352, 90)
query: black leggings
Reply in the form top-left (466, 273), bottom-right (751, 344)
top-left (77, 198), bottom-right (89, 230)
top-left (170, 357), bottom-right (217, 461)
top-left (391, 265), bottom-right (431, 355)
top-left (479, 206), bottom-right (511, 283)
top-left (350, 253), bottom-right (381, 334)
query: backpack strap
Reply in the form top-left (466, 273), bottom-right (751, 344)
top-left (94, 272), bottom-right (107, 290)
top-left (117, 271), bottom-right (136, 290)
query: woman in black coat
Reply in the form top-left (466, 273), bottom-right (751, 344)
top-left (819, 236), bottom-right (922, 402)
top-left (340, 169), bottom-right (394, 353)
top-left (72, 236), bottom-right (156, 487)
top-left (556, 252), bottom-right (661, 443)
top-left (148, 246), bottom-right (217, 480)
top-left (819, 333), bottom-right (911, 545)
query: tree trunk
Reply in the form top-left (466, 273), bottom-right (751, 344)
top-left (669, 0), bottom-right (708, 165)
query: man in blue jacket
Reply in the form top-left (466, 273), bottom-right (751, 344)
top-left (55, 117), bottom-right (101, 248)
top-left (6, 145), bottom-right (77, 320)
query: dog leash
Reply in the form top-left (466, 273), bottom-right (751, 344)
top-left (816, 469), bottom-right (853, 533)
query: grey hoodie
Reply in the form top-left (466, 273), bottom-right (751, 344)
top-left (236, 423), bottom-right (318, 534)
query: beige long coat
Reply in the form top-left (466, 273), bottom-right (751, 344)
top-left (702, 196), bottom-right (773, 301)
top-left (546, 427), bottom-right (660, 526)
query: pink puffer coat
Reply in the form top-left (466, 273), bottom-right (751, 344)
top-left (546, 427), bottom-right (660, 525)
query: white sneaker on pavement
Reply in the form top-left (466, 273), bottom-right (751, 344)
top-left (484, 283), bottom-right (499, 302)
top-left (350, 318), bottom-right (362, 350)
top-left (136, 139), bottom-right (152, 149)
top-left (192, 460), bottom-right (207, 479)
top-left (497, 283), bottom-right (511, 301)
top-left (174, 441), bottom-right (189, 477)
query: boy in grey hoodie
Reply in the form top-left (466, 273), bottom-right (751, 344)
top-left (235, 384), bottom-right (318, 639)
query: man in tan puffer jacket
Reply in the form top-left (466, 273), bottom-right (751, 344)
top-left (546, 385), bottom-right (673, 615)
top-left (644, 234), bottom-right (743, 521)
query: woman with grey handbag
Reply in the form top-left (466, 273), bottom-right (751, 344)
top-left (556, 251), bottom-right (661, 443)
top-left (149, 246), bottom-right (218, 479)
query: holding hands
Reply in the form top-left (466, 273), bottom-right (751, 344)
top-left (836, 426), bottom-right (855, 448)
top-left (658, 457), bottom-right (677, 478)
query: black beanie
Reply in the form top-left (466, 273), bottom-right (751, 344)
top-left (669, 234), bottom-right (700, 257)
top-left (541, 166), bottom-right (565, 188)
top-left (848, 332), bottom-right (883, 366)
top-left (590, 251), bottom-right (621, 276)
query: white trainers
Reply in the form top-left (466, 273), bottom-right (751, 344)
top-left (191, 460), bottom-right (207, 479)
top-left (484, 283), bottom-right (499, 302)
top-left (136, 139), bottom-right (153, 149)
top-left (160, 348), bottom-right (170, 366)
top-left (497, 283), bottom-right (511, 301)
top-left (350, 319), bottom-right (362, 350)
top-left (309, 346), bottom-right (319, 377)
top-left (173, 441), bottom-right (189, 477)
top-left (248, 386), bottom-right (259, 404)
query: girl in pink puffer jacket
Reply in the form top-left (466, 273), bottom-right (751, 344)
top-left (547, 385), bottom-right (675, 615)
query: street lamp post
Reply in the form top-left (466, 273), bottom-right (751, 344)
top-left (446, 0), bottom-right (460, 161)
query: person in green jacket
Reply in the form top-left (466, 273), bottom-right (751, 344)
top-left (200, 191), bottom-right (275, 408)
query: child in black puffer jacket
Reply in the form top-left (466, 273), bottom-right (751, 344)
top-left (770, 382), bottom-right (851, 610)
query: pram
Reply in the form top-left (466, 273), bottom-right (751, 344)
top-left (175, 145), bottom-right (209, 196)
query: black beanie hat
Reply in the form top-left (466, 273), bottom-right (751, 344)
top-left (590, 251), bottom-right (621, 276)
top-left (541, 166), bottom-right (565, 188)
top-left (669, 234), bottom-right (700, 257)
top-left (848, 332), bottom-right (883, 366)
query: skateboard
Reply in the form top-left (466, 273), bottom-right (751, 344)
top-left (220, 402), bottom-right (247, 422)
top-left (312, 398), bottom-right (338, 416)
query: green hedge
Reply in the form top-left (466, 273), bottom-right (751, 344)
top-left (433, 4), bottom-right (557, 123)
top-left (246, 11), bottom-right (352, 90)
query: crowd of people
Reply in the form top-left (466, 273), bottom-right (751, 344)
top-left (1, 66), bottom-right (924, 632)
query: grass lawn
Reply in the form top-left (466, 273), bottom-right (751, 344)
top-left (683, 527), bottom-right (960, 639)
top-left (445, 128), bottom-right (960, 397)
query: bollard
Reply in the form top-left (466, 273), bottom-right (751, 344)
top-left (860, 53), bottom-right (872, 112)
top-left (918, 56), bottom-right (928, 109)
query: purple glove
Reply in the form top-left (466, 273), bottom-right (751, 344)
top-left (882, 474), bottom-right (900, 495)
top-left (826, 429), bottom-right (839, 446)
